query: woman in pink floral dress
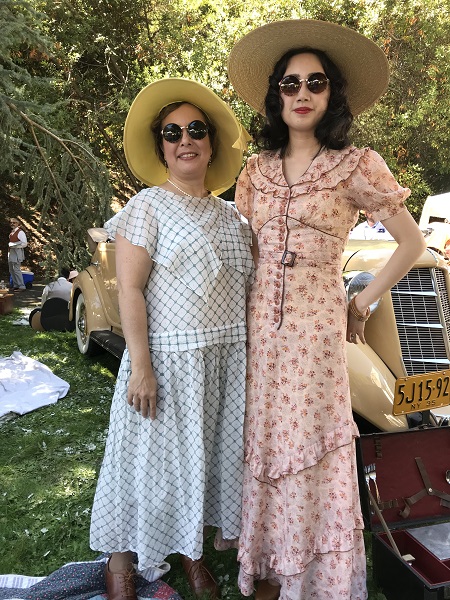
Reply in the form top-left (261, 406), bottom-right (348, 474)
top-left (227, 20), bottom-right (426, 600)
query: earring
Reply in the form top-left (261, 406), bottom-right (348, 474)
top-left (208, 156), bottom-right (212, 167)
top-left (163, 159), bottom-right (168, 171)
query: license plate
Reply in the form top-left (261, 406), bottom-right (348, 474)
top-left (393, 370), bottom-right (450, 415)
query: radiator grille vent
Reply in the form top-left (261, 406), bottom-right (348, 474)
top-left (391, 268), bottom-right (450, 375)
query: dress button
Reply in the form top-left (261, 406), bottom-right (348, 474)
top-left (274, 316), bottom-right (280, 323)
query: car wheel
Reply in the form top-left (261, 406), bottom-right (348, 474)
top-left (75, 292), bottom-right (101, 355)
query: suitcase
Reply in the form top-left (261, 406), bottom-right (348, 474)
top-left (357, 427), bottom-right (450, 600)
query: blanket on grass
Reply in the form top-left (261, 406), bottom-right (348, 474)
top-left (0, 557), bottom-right (181, 600)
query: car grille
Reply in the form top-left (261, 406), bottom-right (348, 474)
top-left (391, 267), bottom-right (450, 375)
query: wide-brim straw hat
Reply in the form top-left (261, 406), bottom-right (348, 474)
top-left (228, 19), bottom-right (389, 116)
top-left (123, 78), bottom-right (250, 196)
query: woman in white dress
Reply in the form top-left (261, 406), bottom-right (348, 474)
top-left (89, 78), bottom-right (254, 600)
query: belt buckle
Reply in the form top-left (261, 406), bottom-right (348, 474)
top-left (281, 250), bottom-right (296, 267)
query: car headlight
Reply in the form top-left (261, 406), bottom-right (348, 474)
top-left (343, 270), bottom-right (381, 315)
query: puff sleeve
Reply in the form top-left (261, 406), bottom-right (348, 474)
top-left (349, 149), bottom-right (409, 223)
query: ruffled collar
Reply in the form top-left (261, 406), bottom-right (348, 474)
top-left (248, 146), bottom-right (368, 197)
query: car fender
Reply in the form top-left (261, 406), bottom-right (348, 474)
top-left (69, 269), bottom-right (109, 332)
top-left (347, 341), bottom-right (408, 431)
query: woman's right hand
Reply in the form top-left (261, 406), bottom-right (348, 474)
top-left (127, 366), bottom-right (158, 420)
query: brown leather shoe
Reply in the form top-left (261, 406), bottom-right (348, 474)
top-left (254, 580), bottom-right (281, 600)
top-left (180, 555), bottom-right (220, 599)
top-left (105, 558), bottom-right (137, 600)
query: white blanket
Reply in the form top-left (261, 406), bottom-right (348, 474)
top-left (0, 351), bottom-right (70, 418)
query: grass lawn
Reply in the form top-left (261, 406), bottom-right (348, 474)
top-left (0, 308), bottom-right (387, 599)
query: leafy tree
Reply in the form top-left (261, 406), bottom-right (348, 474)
top-left (0, 0), bottom-right (450, 274)
top-left (30, 0), bottom-right (450, 216)
top-left (352, 0), bottom-right (450, 216)
top-left (0, 0), bottom-right (112, 273)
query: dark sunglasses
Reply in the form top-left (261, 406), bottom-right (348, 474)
top-left (161, 120), bottom-right (209, 143)
top-left (279, 73), bottom-right (330, 96)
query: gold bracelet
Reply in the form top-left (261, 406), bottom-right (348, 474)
top-left (348, 296), bottom-right (370, 322)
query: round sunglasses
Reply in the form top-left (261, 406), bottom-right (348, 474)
top-left (161, 120), bottom-right (209, 143)
top-left (279, 73), bottom-right (330, 96)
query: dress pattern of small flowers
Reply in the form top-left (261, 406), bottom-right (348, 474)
top-left (234, 147), bottom-right (408, 600)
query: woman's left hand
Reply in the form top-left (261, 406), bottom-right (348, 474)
top-left (347, 312), bottom-right (366, 344)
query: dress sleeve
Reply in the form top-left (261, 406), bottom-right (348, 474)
top-left (352, 149), bottom-right (410, 223)
top-left (104, 189), bottom-right (158, 258)
top-left (234, 156), bottom-right (256, 221)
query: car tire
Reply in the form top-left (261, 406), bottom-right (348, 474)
top-left (75, 292), bottom-right (101, 355)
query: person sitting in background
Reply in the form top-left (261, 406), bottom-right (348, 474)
top-left (349, 210), bottom-right (394, 240)
top-left (41, 267), bottom-right (74, 305)
top-left (29, 267), bottom-right (77, 331)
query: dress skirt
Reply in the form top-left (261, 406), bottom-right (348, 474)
top-left (237, 444), bottom-right (367, 600)
top-left (90, 341), bottom-right (246, 568)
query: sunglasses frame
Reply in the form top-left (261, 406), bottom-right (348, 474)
top-left (279, 73), bottom-right (330, 96)
top-left (161, 120), bottom-right (209, 143)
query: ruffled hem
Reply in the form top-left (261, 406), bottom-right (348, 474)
top-left (237, 530), bottom-right (368, 600)
top-left (238, 524), bottom-right (363, 578)
top-left (246, 146), bottom-right (367, 198)
top-left (244, 420), bottom-right (359, 483)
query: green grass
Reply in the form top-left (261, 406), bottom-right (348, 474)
top-left (0, 308), bottom-right (386, 598)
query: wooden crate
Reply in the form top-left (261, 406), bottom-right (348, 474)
top-left (0, 293), bottom-right (14, 315)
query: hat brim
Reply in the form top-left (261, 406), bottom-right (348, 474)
top-left (228, 19), bottom-right (389, 116)
top-left (123, 78), bottom-right (250, 196)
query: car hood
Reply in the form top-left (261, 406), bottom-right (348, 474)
top-left (342, 240), bottom-right (444, 275)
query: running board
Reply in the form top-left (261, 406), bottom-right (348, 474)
top-left (90, 330), bottom-right (125, 359)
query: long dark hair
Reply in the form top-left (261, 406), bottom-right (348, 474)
top-left (258, 48), bottom-right (353, 156)
top-left (150, 102), bottom-right (217, 165)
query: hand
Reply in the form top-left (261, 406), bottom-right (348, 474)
top-left (127, 367), bottom-right (158, 419)
top-left (347, 312), bottom-right (366, 344)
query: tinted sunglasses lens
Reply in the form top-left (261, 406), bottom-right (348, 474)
top-left (279, 75), bottom-right (300, 96)
top-left (162, 123), bottom-right (182, 142)
top-left (161, 120), bottom-right (209, 143)
top-left (307, 73), bottom-right (329, 93)
top-left (187, 120), bottom-right (208, 139)
top-left (279, 74), bottom-right (329, 95)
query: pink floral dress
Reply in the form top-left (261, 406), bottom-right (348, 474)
top-left (234, 147), bottom-right (409, 600)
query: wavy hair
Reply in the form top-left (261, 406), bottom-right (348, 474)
top-left (151, 102), bottom-right (217, 165)
top-left (258, 48), bottom-right (353, 156)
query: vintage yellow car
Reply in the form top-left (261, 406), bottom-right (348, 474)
top-left (69, 227), bottom-right (450, 433)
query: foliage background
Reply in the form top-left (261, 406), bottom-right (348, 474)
top-left (1, 0), bottom-right (449, 276)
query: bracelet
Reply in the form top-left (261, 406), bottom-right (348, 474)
top-left (348, 296), bottom-right (371, 322)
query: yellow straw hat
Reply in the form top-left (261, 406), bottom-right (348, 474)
top-left (123, 78), bottom-right (250, 196)
top-left (228, 19), bottom-right (389, 116)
